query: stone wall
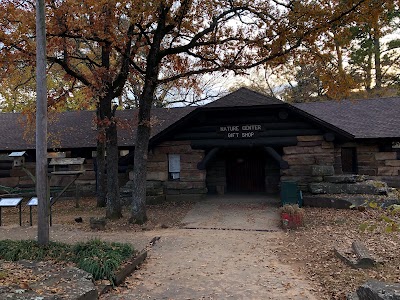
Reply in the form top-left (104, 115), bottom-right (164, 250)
top-left (281, 135), bottom-right (335, 190)
top-left (146, 141), bottom-right (207, 202)
top-left (356, 143), bottom-right (400, 187)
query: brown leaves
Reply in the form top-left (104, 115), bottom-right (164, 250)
top-left (276, 207), bottom-right (400, 299)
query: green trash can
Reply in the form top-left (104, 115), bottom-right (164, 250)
top-left (280, 181), bottom-right (303, 207)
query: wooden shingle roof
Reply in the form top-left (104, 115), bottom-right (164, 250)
top-left (294, 97), bottom-right (400, 139)
top-left (205, 87), bottom-right (283, 107)
top-left (0, 107), bottom-right (194, 150)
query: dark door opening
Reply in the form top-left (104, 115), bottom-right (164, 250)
top-left (341, 147), bottom-right (358, 174)
top-left (225, 148), bottom-right (265, 193)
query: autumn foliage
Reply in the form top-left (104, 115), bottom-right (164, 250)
top-left (0, 0), bottom-right (374, 221)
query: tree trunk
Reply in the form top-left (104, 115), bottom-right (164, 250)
top-left (373, 26), bottom-right (382, 89)
top-left (106, 106), bottom-right (122, 219)
top-left (96, 138), bottom-right (107, 207)
top-left (129, 94), bottom-right (152, 224)
top-left (366, 33), bottom-right (373, 91)
top-left (96, 102), bottom-right (107, 207)
top-left (129, 4), bottom-right (167, 224)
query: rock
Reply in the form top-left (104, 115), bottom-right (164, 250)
top-left (356, 280), bottom-right (400, 299)
top-left (308, 182), bottom-right (388, 195)
top-left (0, 261), bottom-right (98, 300)
top-left (311, 165), bottom-right (334, 176)
top-left (324, 175), bottom-right (359, 183)
top-left (347, 292), bottom-right (360, 300)
top-left (89, 217), bottom-right (106, 230)
top-left (302, 195), bottom-right (352, 209)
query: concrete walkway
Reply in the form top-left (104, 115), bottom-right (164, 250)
top-left (102, 195), bottom-right (319, 300)
top-left (181, 195), bottom-right (281, 231)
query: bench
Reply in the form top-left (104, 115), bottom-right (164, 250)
top-left (0, 197), bottom-right (23, 226)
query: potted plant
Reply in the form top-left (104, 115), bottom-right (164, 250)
top-left (279, 204), bottom-right (305, 229)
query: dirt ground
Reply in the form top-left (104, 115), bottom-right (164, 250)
top-left (1, 197), bottom-right (400, 299)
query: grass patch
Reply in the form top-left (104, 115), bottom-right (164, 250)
top-left (0, 239), bottom-right (134, 283)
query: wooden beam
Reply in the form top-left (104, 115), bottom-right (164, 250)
top-left (181, 122), bottom-right (314, 133)
top-left (174, 129), bottom-right (322, 141)
top-left (324, 132), bottom-right (335, 142)
top-left (191, 137), bottom-right (298, 149)
top-left (264, 147), bottom-right (289, 169)
top-left (197, 147), bottom-right (219, 170)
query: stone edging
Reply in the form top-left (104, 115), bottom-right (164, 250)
top-left (98, 236), bottom-right (161, 296)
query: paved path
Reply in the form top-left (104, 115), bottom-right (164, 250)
top-left (181, 195), bottom-right (281, 231)
top-left (0, 196), bottom-right (319, 299)
top-left (102, 196), bottom-right (319, 300)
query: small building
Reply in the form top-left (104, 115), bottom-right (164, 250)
top-left (0, 88), bottom-right (399, 202)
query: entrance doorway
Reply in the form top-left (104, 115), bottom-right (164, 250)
top-left (225, 148), bottom-right (266, 193)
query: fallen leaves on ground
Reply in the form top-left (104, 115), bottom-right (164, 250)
top-left (276, 207), bottom-right (400, 299)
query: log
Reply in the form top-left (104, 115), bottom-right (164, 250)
top-left (174, 129), bottom-right (321, 140)
top-left (264, 147), bottom-right (289, 169)
top-left (197, 147), bottom-right (219, 170)
top-left (352, 240), bottom-right (376, 268)
top-left (191, 137), bottom-right (298, 149)
top-left (334, 241), bottom-right (377, 269)
top-left (324, 132), bottom-right (335, 142)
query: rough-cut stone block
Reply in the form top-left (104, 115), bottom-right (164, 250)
top-left (311, 165), bottom-right (334, 176)
top-left (19, 176), bottom-right (36, 186)
top-left (165, 181), bottom-right (206, 190)
top-left (165, 194), bottom-right (205, 202)
top-left (297, 135), bottom-right (323, 142)
top-left (9, 168), bottom-right (26, 177)
top-left (321, 141), bottom-right (334, 149)
top-left (283, 154), bottom-right (316, 165)
top-left (359, 169), bottom-right (377, 176)
top-left (281, 165), bottom-right (312, 176)
top-left (356, 280), bottom-right (400, 300)
top-left (181, 153), bottom-right (204, 162)
top-left (77, 170), bottom-right (96, 180)
top-left (377, 167), bottom-right (400, 176)
top-left (156, 144), bottom-right (193, 154)
top-left (385, 160), bottom-right (400, 167)
top-left (146, 171), bottom-right (168, 181)
top-left (315, 155), bottom-right (334, 165)
top-left (325, 175), bottom-right (358, 183)
top-left (357, 153), bottom-right (376, 162)
top-left (303, 195), bottom-right (353, 209)
top-left (297, 141), bottom-right (323, 147)
top-left (0, 177), bottom-right (19, 187)
top-left (180, 171), bottom-right (205, 181)
top-left (148, 153), bottom-right (167, 162)
top-left (146, 195), bottom-right (166, 204)
top-left (308, 182), bottom-right (387, 195)
top-left (180, 162), bottom-right (198, 170)
top-left (375, 152), bottom-right (397, 161)
top-left (358, 145), bottom-right (379, 152)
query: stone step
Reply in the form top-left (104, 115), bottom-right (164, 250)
top-left (309, 181), bottom-right (388, 195)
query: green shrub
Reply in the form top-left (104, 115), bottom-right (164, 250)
top-left (72, 239), bottom-right (134, 283)
top-left (0, 239), bottom-right (134, 283)
top-left (0, 240), bottom-right (71, 261)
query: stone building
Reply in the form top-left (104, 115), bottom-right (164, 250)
top-left (0, 88), bottom-right (399, 203)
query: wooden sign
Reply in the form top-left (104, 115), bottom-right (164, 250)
top-left (218, 124), bottom-right (262, 139)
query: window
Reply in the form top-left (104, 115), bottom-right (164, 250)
top-left (341, 147), bottom-right (358, 174)
top-left (168, 154), bottom-right (180, 180)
